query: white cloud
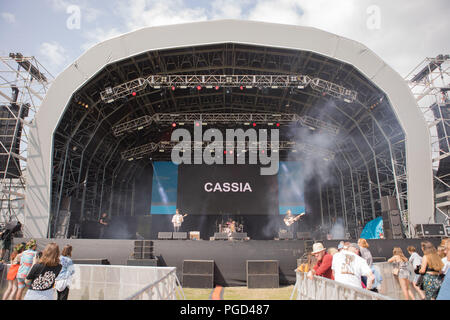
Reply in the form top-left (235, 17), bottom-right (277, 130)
top-left (81, 27), bottom-right (123, 51)
top-left (1, 12), bottom-right (16, 23)
top-left (39, 41), bottom-right (68, 69)
top-left (117, 0), bottom-right (208, 31)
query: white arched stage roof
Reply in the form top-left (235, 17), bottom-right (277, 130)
top-left (25, 20), bottom-right (433, 238)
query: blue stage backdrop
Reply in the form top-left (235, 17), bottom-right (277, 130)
top-left (278, 162), bottom-right (306, 216)
top-left (150, 162), bottom-right (178, 214)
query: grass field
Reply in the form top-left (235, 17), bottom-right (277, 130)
top-left (180, 286), bottom-right (295, 300)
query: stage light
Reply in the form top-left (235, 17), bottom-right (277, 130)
top-left (195, 122), bottom-right (200, 127)
top-left (132, 91), bottom-right (137, 96)
top-left (229, 150), bottom-right (233, 155)
top-left (252, 123), bottom-right (256, 127)
top-left (239, 85), bottom-right (244, 90)
top-left (197, 85), bottom-right (202, 91)
top-left (224, 150), bottom-right (227, 154)
top-left (171, 86), bottom-right (176, 91)
top-left (215, 86), bottom-right (220, 90)
top-left (172, 123), bottom-right (177, 127)
top-left (244, 122), bottom-right (250, 126)
top-left (276, 123), bottom-right (280, 127)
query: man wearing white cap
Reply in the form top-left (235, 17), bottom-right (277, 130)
top-left (308, 242), bottom-right (333, 280)
top-left (332, 243), bottom-right (375, 290)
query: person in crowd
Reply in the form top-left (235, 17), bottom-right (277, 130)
top-left (388, 247), bottom-right (415, 300)
top-left (442, 239), bottom-right (450, 275)
top-left (357, 238), bottom-right (373, 267)
top-left (2, 243), bottom-right (25, 300)
top-left (327, 247), bottom-right (338, 256)
top-left (407, 245), bottom-right (426, 300)
top-left (419, 241), bottom-right (444, 300)
top-left (15, 239), bottom-right (38, 300)
top-left (55, 245), bottom-right (75, 300)
top-left (370, 264), bottom-right (383, 293)
top-left (331, 242), bottom-right (374, 290)
top-left (308, 242), bottom-right (333, 280)
top-left (438, 245), bottom-right (446, 259)
top-left (0, 221), bottom-right (21, 262)
top-left (337, 241), bottom-right (345, 251)
top-left (437, 265), bottom-right (450, 300)
top-left (24, 242), bottom-right (62, 300)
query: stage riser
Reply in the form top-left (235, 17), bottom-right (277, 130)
top-left (12, 238), bottom-right (442, 287)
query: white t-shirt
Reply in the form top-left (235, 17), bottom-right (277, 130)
top-left (332, 250), bottom-right (372, 289)
top-left (442, 257), bottom-right (450, 274)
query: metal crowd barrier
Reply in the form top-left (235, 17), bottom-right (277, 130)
top-left (126, 268), bottom-right (185, 300)
top-left (290, 271), bottom-right (392, 300)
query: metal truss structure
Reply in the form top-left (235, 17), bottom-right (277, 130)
top-left (112, 112), bottom-right (340, 137)
top-left (120, 140), bottom-right (336, 161)
top-left (0, 54), bottom-right (53, 226)
top-left (406, 54), bottom-right (450, 225)
top-left (50, 43), bottom-right (409, 238)
top-left (100, 74), bottom-right (357, 104)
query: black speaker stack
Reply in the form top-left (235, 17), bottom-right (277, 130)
top-left (246, 260), bottom-right (279, 288)
top-left (182, 260), bottom-right (214, 288)
top-left (127, 240), bottom-right (157, 266)
top-left (380, 195), bottom-right (403, 239)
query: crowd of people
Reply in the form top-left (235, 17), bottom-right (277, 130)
top-left (299, 237), bottom-right (450, 300)
top-left (1, 240), bottom-right (75, 300)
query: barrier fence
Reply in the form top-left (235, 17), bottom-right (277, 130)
top-left (0, 264), bottom-right (184, 300)
top-left (290, 271), bottom-right (392, 300)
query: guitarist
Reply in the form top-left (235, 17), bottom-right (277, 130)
top-left (172, 209), bottom-right (188, 232)
top-left (283, 209), bottom-right (305, 233)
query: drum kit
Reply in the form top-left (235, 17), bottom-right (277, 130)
top-left (218, 216), bottom-right (244, 237)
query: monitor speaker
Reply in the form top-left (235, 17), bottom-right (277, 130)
top-left (214, 232), bottom-right (228, 240)
top-left (296, 232), bottom-right (311, 240)
top-left (278, 231), bottom-right (293, 240)
top-left (230, 232), bottom-right (247, 240)
top-left (158, 232), bottom-right (173, 240)
top-left (173, 232), bottom-right (188, 240)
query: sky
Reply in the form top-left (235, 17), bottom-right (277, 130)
top-left (0, 0), bottom-right (449, 78)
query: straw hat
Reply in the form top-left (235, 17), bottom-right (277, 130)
top-left (311, 242), bottom-right (326, 254)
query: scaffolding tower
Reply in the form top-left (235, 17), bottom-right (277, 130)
top-left (0, 53), bottom-right (53, 231)
top-left (406, 54), bottom-right (450, 225)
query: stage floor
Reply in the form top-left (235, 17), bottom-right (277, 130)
top-left (13, 237), bottom-right (442, 287)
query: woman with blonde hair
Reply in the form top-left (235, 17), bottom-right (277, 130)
top-left (358, 238), bottom-right (373, 266)
top-left (388, 247), bottom-right (415, 300)
top-left (23, 242), bottom-right (62, 300)
top-left (15, 239), bottom-right (37, 300)
top-left (419, 241), bottom-right (444, 300)
top-left (55, 244), bottom-right (75, 300)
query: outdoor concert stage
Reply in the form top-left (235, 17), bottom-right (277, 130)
top-left (13, 237), bottom-right (441, 287)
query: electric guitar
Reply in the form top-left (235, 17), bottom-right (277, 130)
top-left (284, 212), bottom-right (305, 226)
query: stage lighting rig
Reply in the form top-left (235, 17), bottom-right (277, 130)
top-left (100, 74), bottom-right (357, 103)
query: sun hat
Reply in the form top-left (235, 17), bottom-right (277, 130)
top-left (311, 242), bottom-right (326, 254)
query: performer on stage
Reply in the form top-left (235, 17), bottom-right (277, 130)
top-left (283, 209), bottom-right (305, 233)
top-left (226, 218), bottom-right (236, 235)
top-left (99, 212), bottom-right (109, 239)
top-left (172, 209), bottom-right (187, 232)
